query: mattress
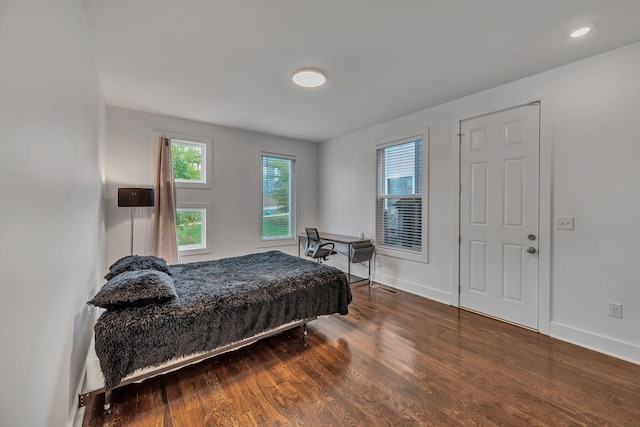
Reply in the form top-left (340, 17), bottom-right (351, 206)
top-left (94, 251), bottom-right (351, 390)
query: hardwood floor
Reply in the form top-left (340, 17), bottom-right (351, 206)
top-left (84, 283), bottom-right (640, 426)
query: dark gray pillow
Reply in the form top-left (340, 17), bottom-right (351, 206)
top-left (89, 270), bottom-right (177, 309)
top-left (105, 255), bottom-right (171, 280)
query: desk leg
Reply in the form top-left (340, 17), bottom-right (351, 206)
top-left (347, 243), bottom-right (352, 283)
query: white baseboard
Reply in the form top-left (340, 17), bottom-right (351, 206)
top-left (71, 407), bottom-right (85, 427)
top-left (68, 368), bottom-right (87, 427)
top-left (550, 322), bottom-right (640, 365)
top-left (321, 258), bottom-right (639, 366)
top-left (372, 271), bottom-right (452, 305)
top-left (326, 259), bottom-right (452, 305)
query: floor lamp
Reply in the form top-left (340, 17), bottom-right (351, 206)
top-left (118, 187), bottom-right (155, 255)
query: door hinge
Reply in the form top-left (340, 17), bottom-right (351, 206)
top-left (459, 184), bottom-right (462, 194)
top-left (459, 235), bottom-right (462, 244)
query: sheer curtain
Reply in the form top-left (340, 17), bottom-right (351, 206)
top-left (154, 137), bottom-right (179, 264)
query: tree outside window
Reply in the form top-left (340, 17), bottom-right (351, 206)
top-left (171, 140), bottom-right (205, 183)
top-left (169, 137), bottom-right (210, 253)
top-left (176, 208), bottom-right (206, 250)
top-left (262, 155), bottom-right (295, 240)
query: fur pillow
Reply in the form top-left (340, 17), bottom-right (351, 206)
top-left (105, 255), bottom-right (171, 280)
top-left (89, 270), bottom-right (177, 310)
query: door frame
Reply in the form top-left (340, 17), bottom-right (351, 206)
top-left (451, 97), bottom-right (553, 335)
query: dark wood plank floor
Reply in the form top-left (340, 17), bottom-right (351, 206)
top-left (84, 283), bottom-right (640, 426)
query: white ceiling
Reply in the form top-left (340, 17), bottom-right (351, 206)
top-left (83, 0), bottom-right (640, 142)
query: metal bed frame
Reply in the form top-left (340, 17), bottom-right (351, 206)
top-left (79, 317), bottom-right (315, 416)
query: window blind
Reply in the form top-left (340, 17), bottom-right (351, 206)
top-left (261, 155), bottom-right (295, 240)
top-left (376, 139), bottom-right (423, 252)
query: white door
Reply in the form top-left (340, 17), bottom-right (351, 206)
top-left (459, 103), bottom-right (540, 329)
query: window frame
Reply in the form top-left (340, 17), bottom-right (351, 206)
top-left (176, 203), bottom-right (210, 255)
top-left (260, 152), bottom-right (296, 244)
top-left (375, 132), bottom-right (428, 263)
top-left (170, 137), bottom-right (212, 189)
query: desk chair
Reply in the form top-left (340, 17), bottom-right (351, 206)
top-left (304, 227), bottom-right (336, 262)
top-left (350, 241), bottom-right (375, 263)
top-left (350, 241), bottom-right (375, 285)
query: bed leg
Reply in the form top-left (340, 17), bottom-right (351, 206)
top-left (103, 390), bottom-right (112, 417)
top-left (302, 323), bottom-right (308, 341)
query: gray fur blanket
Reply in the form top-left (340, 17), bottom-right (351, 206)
top-left (94, 251), bottom-right (351, 390)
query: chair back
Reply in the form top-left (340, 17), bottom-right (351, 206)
top-left (305, 227), bottom-right (321, 257)
top-left (305, 227), bottom-right (321, 243)
top-left (350, 241), bottom-right (375, 263)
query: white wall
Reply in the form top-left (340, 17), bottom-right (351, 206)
top-left (104, 106), bottom-right (319, 266)
top-left (0, 1), bottom-right (105, 426)
top-left (319, 41), bottom-right (640, 364)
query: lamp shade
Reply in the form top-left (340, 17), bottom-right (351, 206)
top-left (118, 188), bottom-right (155, 207)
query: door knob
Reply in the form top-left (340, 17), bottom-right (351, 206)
top-left (527, 247), bottom-right (536, 254)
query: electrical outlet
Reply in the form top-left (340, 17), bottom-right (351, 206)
top-left (556, 216), bottom-right (575, 230)
top-left (608, 302), bottom-right (623, 318)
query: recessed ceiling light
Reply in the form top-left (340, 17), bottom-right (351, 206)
top-left (570, 27), bottom-right (591, 38)
top-left (292, 69), bottom-right (326, 88)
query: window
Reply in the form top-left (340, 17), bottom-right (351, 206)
top-left (261, 154), bottom-right (295, 240)
top-left (176, 208), bottom-right (206, 251)
top-left (162, 132), bottom-right (212, 255)
top-left (376, 137), bottom-right (424, 256)
top-left (171, 139), bottom-right (207, 185)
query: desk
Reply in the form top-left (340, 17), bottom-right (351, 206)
top-left (298, 232), bottom-right (373, 285)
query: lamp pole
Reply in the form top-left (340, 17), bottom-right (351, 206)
top-left (130, 207), bottom-right (134, 255)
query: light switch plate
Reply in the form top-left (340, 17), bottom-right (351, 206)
top-left (556, 216), bottom-right (575, 230)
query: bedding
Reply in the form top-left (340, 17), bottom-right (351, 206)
top-left (105, 254), bottom-right (172, 280)
top-left (89, 270), bottom-right (177, 309)
top-left (93, 250), bottom-right (351, 391)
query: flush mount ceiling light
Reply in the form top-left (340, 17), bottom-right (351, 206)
top-left (292, 69), bottom-right (326, 88)
top-left (570, 27), bottom-right (591, 38)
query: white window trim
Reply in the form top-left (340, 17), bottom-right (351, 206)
top-left (172, 139), bottom-right (208, 187)
top-left (154, 130), bottom-right (213, 189)
top-left (176, 202), bottom-right (211, 256)
top-left (375, 131), bottom-right (429, 264)
top-left (258, 151), bottom-right (297, 246)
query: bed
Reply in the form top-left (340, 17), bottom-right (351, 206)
top-left (81, 250), bottom-right (351, 415)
